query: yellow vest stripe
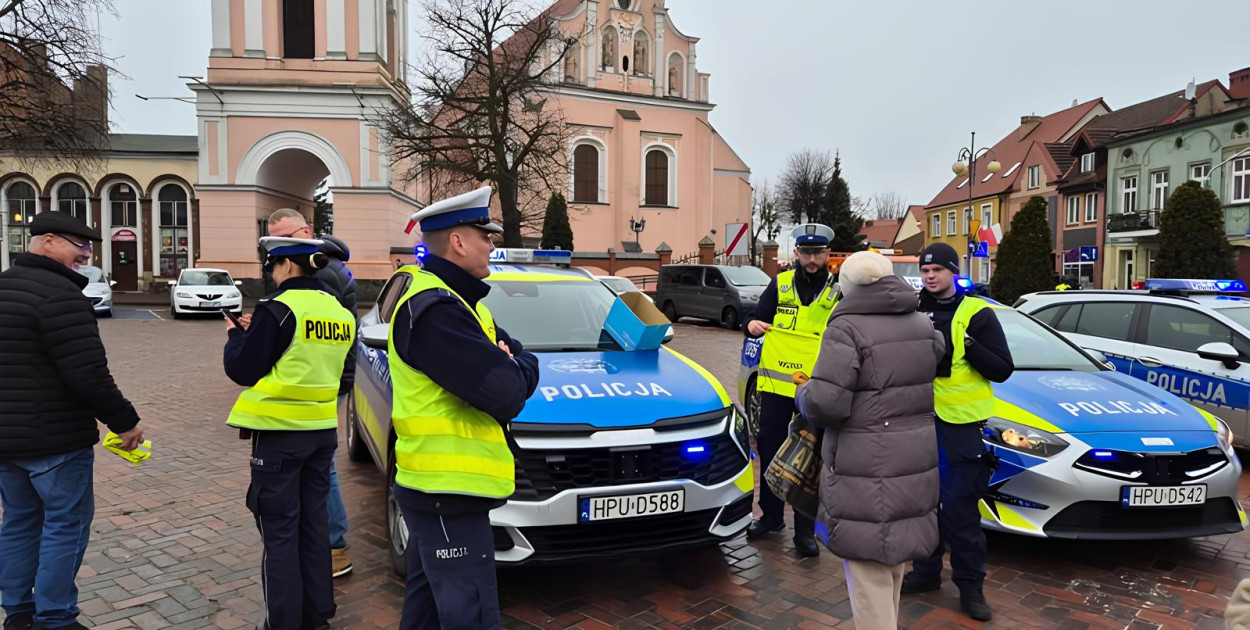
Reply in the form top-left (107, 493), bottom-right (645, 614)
top-left (232, 396), bottom-right (338, 422)
top-left (393, 415), bottom-right (511, 442)
top-left (758, 270), bottom-right (837, 398)
top-left (250, 380), bottom-right (340, 402)
top-left (933, 296), bottom-right (995, 424)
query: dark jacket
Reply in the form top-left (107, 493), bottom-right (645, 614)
top-left (390, 254), bottom-right (541, 514)
top-left (796, 275), bottom-right (944, 565)
top-left (743, 265), bottom-right (832, 338)
top-left (918, 291), bottom-right (1014, 383)
top-left (315, 236), bottom-right (358, 395)
top-left (0, 254), bottom-right (140, 460)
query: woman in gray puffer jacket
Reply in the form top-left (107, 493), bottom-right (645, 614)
top-left (796, 251), bottom-right (945, 630)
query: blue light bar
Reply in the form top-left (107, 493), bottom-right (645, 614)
top-left (683, 441), bottom-right (711, 461)
top-left (488, 248), bottom-right (572, 265)
top-left (1143, 278), bottom-right (1248, 293)
top-left (413, 243), bottom-right (429, 265)
top-left (955, 276), bottom-right (976, 292)
top-left (1092, 450), bottom-right (1115, 459)
top-left (685, 445), bottom-right (706, 454)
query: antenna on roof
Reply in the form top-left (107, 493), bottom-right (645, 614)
top-left (1072, 99), bottom-right (1078, 107)
top-left (1185, 79), bottom-right (1196, 101)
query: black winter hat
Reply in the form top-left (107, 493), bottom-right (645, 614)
top-left (919, 242), bottom-right (960, 274)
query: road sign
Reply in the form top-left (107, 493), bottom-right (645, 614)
top-left (972, 241), bottom-right (989, 258)
top-left (725, 223), bottom-right (749, 257)
top-left (1079, 246), bottom-right (1099, 262)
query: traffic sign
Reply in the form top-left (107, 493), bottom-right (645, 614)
top-left (972, 241), bottom-right (989, 258)
top-left (725, 223), bottom-right (749, 257)
top-left (1079, 246), bottom-right (1099, 262)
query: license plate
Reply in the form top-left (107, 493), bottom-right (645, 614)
top-left (1121, 484), bottom-right (1206, 507)
top-left (200, 301), bottom-right (220, 308)
top-left (578, 490), bottom-right (684, 523)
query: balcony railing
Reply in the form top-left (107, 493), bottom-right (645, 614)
top-left (1107, 210), bottom-right (1158, 233)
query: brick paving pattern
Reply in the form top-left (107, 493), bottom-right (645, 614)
top-left (0, 312), bottom-right (1244, 628)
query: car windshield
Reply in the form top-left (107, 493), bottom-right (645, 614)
top-left (483, 278), bottom-right (622, 352)
top-left (180, 271), bottom-right (234, 286)
top-left (1214, 306), bottom-right (1250, 330)
top-left (600, 277), bottom-right (638, 293)
top-left (75, 266), bottom-right (104, 283)
top-left (998, 309), bottom-right (1100, 372)
top-left (721, 266), bottom-right (770, 287)
top-left (892, 261), bottom-right (920, 277)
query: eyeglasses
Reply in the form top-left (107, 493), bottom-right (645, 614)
top-left (272, 225), bottom-right (314, 239)
top-left (54, 234), bottom-right (92, 250)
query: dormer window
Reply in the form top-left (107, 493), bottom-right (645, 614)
top-left (1080, 152), bottom-right (1095, 173)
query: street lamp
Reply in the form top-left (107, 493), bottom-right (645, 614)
top-left (951, 132), bottom-right (1002, 278)
top-left (629, 215), bottom-right (646, 244)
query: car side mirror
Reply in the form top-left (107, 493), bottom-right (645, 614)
top-left (234, 280), bottom-right (243, 286)
top-left (1197, 342), bottom-right (1240, 368)
top-left (662, 327), bottom-right (675, 345)
top-left (1084, 348), bottom-right (1115, 371)
top-left (360, 323), bottom-right (389, 350)
top-left (109, 280), bottom-right (117, 287)
top-left (166, 280), bottom-right (176, 286)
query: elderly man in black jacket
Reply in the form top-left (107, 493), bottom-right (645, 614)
top-left (266, 209), bottom-right (359, 577)
top-left (0, 212), bottom-right (144, 630)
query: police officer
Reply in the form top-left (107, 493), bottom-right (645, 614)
top-left (742, 223), bottom-right (838, 558)
top-left (222, 236), bottom-right (355, 630)
top-left (901, 243), bottom-right (1014, 622)
top-left (389, 187), bottom-right (540, 630)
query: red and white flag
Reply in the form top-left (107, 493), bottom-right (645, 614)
top-left (978, 224), bottom-right (1004, 247)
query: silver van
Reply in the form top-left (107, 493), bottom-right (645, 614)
top-left (655, 264), bottom-right (770, 330)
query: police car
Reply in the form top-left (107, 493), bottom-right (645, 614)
top-left (1017, 279), bottom-right (1250, 449)
top-left (347, 249), bottom-right (754, 572)
top-left (739, 280), bottom-right (1245, 539)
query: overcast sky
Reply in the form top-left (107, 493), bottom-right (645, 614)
top-left (102, 0), bottom-right (1249, 208)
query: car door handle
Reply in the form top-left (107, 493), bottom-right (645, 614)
top-left (1137, 356), bottom-right (1164, 368)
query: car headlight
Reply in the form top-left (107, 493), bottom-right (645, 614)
top-left (227, 291), bottom-right (241, 299)
top-left (1216, 417), bottom-right (1234, 451)
top-left (983, 417), bottom-right (1069, 458)
top-left (729, 407), bottom-right (750, 456)
top-left (176, 291), bottom-right (193, 299)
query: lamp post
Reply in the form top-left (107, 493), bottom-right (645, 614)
top-left (629, 215), bottom-right (646, 245)
top-left (951, 132), bottom-right (1002, 280)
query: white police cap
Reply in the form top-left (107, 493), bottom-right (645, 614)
top-left (405, 186), bottom-right (503, 235)
top-left (260, 236), bottom-right (325, 257)
top-left (791, 223), bottom-right (834, 248)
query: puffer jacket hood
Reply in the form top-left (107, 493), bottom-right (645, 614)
top-left (319, 235), bottom-right (350, 262)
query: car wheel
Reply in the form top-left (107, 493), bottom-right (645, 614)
top-left (721, 307), bottom-right (740, 330)
top-left (345, 390), bottom-right (372, 463)
top-left (746, 375), bottom-right (761, 439)
top-left (170, 307), bottom-right (183, 320)
top-left (661, 301), bottom-right (678, 322)
top-left (386, 451), bottom-right (409, 576)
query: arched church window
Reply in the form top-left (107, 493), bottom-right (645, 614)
top-left (283, 0), bottom-right (315, 59)
top-left (645, 149), bottom-right (670, 206)
top-left (573, 144), bottom-right (600, 203)
top-left (616, 0), bottom-right (634, 10)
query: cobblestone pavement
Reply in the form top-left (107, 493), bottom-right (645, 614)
top-left (0, 310), bottom-right (1246, 629)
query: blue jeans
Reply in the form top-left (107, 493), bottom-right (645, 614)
top-left (328, 395), bottom-right (349, 550)
top-left (0, 448), bottom-right (95, 629)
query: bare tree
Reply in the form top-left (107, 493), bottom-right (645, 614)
top-left (749, 179), bottom-right (781, 267)
top-left (777, 149), bottom-right (832, 225)
top-left (0, 0), bottom-right (116, 165)
top-left (375, 0), bottom-right (575, 247)
top-left (871, 191), bottom-right (908, 220)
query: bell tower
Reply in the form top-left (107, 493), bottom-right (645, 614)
top-left (194, 0), bottom-right (416, 281)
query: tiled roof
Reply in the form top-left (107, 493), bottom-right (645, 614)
top-left (926, 98), bottom-right (1106, 209)
top-left (1082, 82), bottom-right (1218, 137)
top-left (1046, 142), bottom-right (1076, 177)
top-left (859, 219), bottom-right (902, 247)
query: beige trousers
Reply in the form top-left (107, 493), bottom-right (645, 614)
top-left (844, 559), bottom-right (906, 630)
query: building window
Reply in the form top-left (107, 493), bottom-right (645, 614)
top-left (110, 183), bottom-right (137, 228)
top-left (1027, 165), bottom-right (1040, 189)
top-left (1085, 193), bottom-right (1098, 223)
top-left (1080, 153), bottom-right (1095, 173)
top-left (1121, 176), bottom-right (1138, 213)
top-left (1191, 163), bottom-right (1211, 188)
top-left (1151, 170), bottom-right (1169, 210)
top-left (616, 0), bottom-right (634, 9)
top-left (56, 182), bottom-right (88, 223)
top-left (572, 144), bottom-right (600, 203)
top-left (979, 258), bottom-right (991, 284)
top-left (962, 207), bottom-right (972, 235)
top-left (1234, 157), bottom-right (1250, 203)
top-left (931, 215), bottom-right (941, 238)
top-left (1066, 196), bottom-right (1080, 225)
top-left (6, 181), bottom-right (36, 257)
top-left (158, 185), bottom-right (189, 278)
top-left (282, 0), bottom-right (315, 59)
top-left (601, 26), bottom-right (618, 72)
top-left (644, 148), bottom-right (670, 206)
top-left (946, 210), bottom-right (956, 236)
top-left (981, 204), bottom-right (993, 229)
top-left (632, 32), bottom-right (649, 76)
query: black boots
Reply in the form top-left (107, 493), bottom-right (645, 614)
top-left (793, 536), bottom-right (820, 557)
top-left (745, 517), bottom-right (784, 540)
top-left (960, 591), bottom-right (993, 622)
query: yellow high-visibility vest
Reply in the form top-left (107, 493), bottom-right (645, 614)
top-left (934, 296), bottom-right (995, 424)
top-left (757, 270), bottom-right (838, 399)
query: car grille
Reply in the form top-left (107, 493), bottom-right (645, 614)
top-left (511, 431), bottom-right (747, 501)
top-left (196, 293), bottom-right (225, 301)
top-left (89, 297), bottom-right (103, 305)
top-left (1074, 447), bottom-right (1229, 484)
top-left (517, 508), bottom-right (723, 560)
top-left (1042, 498), bottom-right (1242, 539)
top-left (717, 494), bottom-right (753, 526)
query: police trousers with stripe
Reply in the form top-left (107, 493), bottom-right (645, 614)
top-left (909, 419), bottom-right (991, 593)
top-left (247, 429), bottom-right (337, 630)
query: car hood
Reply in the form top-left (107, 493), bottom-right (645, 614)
top-left (996, 369), bottom-right (1215, 434)
top-left (82, 282), bottom-right (111, 296)
top-left (176, 285), bottom-right (237, 293)
top-left (512, 348), bottom-right (731, 428)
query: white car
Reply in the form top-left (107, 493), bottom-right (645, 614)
top-left (168, 268), bottom-right (243, 319)
top-left (595, 275), bottom-right (655, 303)
top-left (77, 265), bottom-right (114, 317)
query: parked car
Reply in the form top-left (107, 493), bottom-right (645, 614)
top-left (654, 264), bottom-right (770, 330)
top-left (168, 268), bottom-right (243, 319)
top-left (77, 265), bottom-right (114, 317)
top-left (595, 275), bottom-right (654, 303)
top-left (347, 250), bottom-right (753, 571)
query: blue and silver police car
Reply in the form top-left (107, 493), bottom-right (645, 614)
top-left (740, 282), bottom-right (1245, 539)
top-left (347, 250), bottom-right (753, 572)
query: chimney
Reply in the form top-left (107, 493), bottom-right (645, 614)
top-left (1018, 114), bottom-right (1042, 137)
top-left (72, 65), bottom-right (108, 132)
top-left (1230, 67), bottom-right (1250, 102)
